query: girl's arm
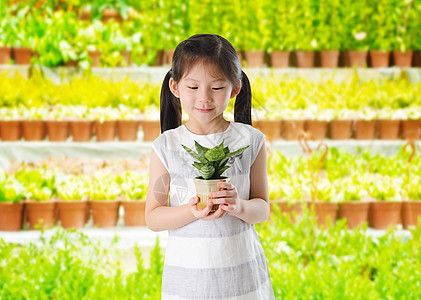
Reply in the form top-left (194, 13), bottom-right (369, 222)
top-left (145, 149), bottom-right (197, 232)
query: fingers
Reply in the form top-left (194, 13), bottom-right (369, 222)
top-left (202, 204), bottom-right (226, 220)
top-left (217, 182), bottom-right (234, 189)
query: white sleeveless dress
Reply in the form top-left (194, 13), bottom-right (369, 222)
top-left (152, 121), bottom-right (275, 300)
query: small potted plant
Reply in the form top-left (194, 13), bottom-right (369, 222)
top-left (117, 105), bottom-right (141, 141)
top-left (0, 172), bottom-right (26, 231)
top-left (281, 108), bottom-right (306, 140)
top-left (354, 108), bottom-right (377, 140)
top-left (91, 106), bottom-right (119, 142)
top-left (182, 141), bottom-right (249, 212)
top-left (401, 107), bottom-right (421, 140)
top-left (402, 175), bottom-right (421, 229)
top-left (304, 106), bottom-right (334, 140)
top-left (68, 105), bottom-right (94, 142)
top-left (45, 104), bottom-right (72, 142)
top-left (139, 104), bottom-right (161, 142)
top-left (377, 108), bottom-right (406, 140)
top-left (329, 108), bottom-right (359, 140)
top-left (0, 107), bottom-right (22, 141)
top-left (119, 172), bottom-right (148, 226)
top-left (20, 106), bottom-right (48, 141)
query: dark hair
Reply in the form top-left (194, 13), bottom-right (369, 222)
top-left (160, 34), bottom-right (252, 133)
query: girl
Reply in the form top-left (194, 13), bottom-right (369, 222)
top-left (146, 34), bottom-right (275, 300)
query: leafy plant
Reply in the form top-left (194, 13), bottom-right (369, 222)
top-left (182, 140), bottom-right (249, 180)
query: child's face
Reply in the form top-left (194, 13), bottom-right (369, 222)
top-left (169, 62), bottom-right (241, 125)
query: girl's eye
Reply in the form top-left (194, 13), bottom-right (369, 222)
top-left (188, 87), bottom-right (198, 90)
top-left (212, 87), bottom-right (224, 90)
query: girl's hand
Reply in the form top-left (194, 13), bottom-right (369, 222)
top-left (188, 196), bottom-right (227, 221)
top-left (209, 182), bottom-right (242, 216)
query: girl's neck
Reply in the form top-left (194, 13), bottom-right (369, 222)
top-left (185, 117), bottom-right (230, 135)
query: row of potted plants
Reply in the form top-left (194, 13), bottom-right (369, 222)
top-left (1, 0), bottom-right (421, 67)
top-left (0, 169), bottom-right (149, 231)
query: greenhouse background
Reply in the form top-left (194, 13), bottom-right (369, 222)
top-left (1, 0), bottom-right (421, 299)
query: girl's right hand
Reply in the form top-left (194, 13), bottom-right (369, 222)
top-left (188, 196), bottom-right (226, 220)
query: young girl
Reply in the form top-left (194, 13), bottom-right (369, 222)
top-left (146, 34), bottom-right (274, 300)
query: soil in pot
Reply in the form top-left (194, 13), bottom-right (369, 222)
top-left (245, 51), bottom-right (265, 68)
top-left (329, 120), bottom-right (353, 140)
top-left (70, 120), bottom-right (93, 142)
top-left (296, 51), bottom-right (314, 68)
top-left (306, 120), bottom-right (328, 140)
top-left (354, 120), bottom-right (376, 140)
top-left (282, 120), bottom-right (305, 140)
top-left (117, 120), bottom-right (140, 141)
top-left (26, 200), bottom-right (57, 230)
top-left (193, 177), bottom-right (230, 213)
top-left (22, 120), bottom-right (46, 141)
top-left (0, 120), bottom-right (21, 141)
top-left (320, 50), bottom-right (340, 68)
top-left (90, 200), bottom-right (120, 228)
top-left (94, 120), bottom-right (116, 142)
top-left (121, 200), bottom-right (146, 226)
top-left (338, 201), bottom-right (370, 229)
top-left (308, 201), bottom-right (338, 227)
top-left (270, 51), bottom-right (289, 68)
top-left (0, 202), bottom-right (24, 231)
top-left (46, 120), bottom-right (70, 141)
top-left (139, 120), bottom-right (161, 141)
top-left (378, 120), bottom-right (401, 140)
top-left (253, 120), bottom-right (282, 142)
top-left (58, 200), bottom-right (88, 229)
top-left (401, 120), bottom-right (421, 140)
top-left (402, 200), bottom-right (421, 229)
top-left (369, 201), bottom-right (402, 230)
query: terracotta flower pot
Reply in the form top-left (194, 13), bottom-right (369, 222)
top-left (307, 201), bottom-right (338, 227)
top-left (369, 201), bottom-right (402, 230)
top-left (401, 120), bottom-right (421, 140)
top-left (139, 120), bottom-right (161, 141)
top-left (270, 51), bottom-right (290, 68)
top-left (370, 50), bottom-right (390, 68)
top-left (26, 200), bottom-right (57, 230)
top-left (70, 120), bottom-right (93, 142)
top-left (0, 46), bottom-right (12, 64)
top-left (21, 120), bottom-right (46, 141)
top-left (0, 120), bottom-right (22, 141)
top-left (163, 49), bottom-right (175, 65)
top-left (13, 47), bottom-right (32, 65)
top-left (65, 60), bottom-right (78, 67)
top-left (121, 200), bottom-right (146, 226)
top-left (244, 51), bottom-right (265, 68)
top-left (402, 200), bottom-right (421, 229)
top-left (393, 50), bottom-right (413, 67)
top-left (282, 120), bottom-right (305, 140)
top-left (0, 202), bottom-right (24, 231)
top-left (378, 119), bottom-right (401, 140)
top-left (193, 177), bottom-right (229, 212)
top-left (354, 120), bottom-right (376, 140)
top-left (296, 51), bottom-right (314, 68)
top-left (347, 50), bottom-right (368, 68)
top-left (120, 50), bottom-right (131, 66)
top-left (101, 8), bottom-right (122, 23)
top-left (90, 200), bottom-right (120, 228)
top-left (338, 201), bottom-right (370, 229)
top-left (94, 120), bottom-right (116, 142)
top-left (320, 50), bottom-right (340, 68)
top-left (88, 50), bottom-right (101, 67)
top-left (117, 120), bottom-right (140, 141)
top-left (305, 120), bottom-right (328, 140)
top-left (236, 50), bottom-right (244, 66)
top-left (58, 200), bottom-right (88, 229)
top-left (270, 200), bottom-right (304, 223)
top-left (329, 120), bottom-right (353, 140)
top-left (252, 120), bottom-right (282, 142)
top-left (46, 120), bottom-right (70, 142)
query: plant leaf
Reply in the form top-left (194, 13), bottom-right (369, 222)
top-left (194, 140), bottom-right (210, 157)
top-left (182, 144), bottom-right (208, 163)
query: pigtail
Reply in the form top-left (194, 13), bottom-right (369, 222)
top-left (234, 70), bottom-right (252, 125)
top-left (160, 70), bottom-right (182, 133)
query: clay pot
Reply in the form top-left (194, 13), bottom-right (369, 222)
top-left (0, 202), bottom-right (24, 231)
top-left (253, 120), bottom-right (282, 142)
top-left (307, 201), bottom-right (338, 227)
top-left (401, 120), bottom-right (421, 140)
top-left (354, 120), bottom-right (376, 140)
top-left (65, 60), bottom-right (78, 67)
top-left (57, 200), bottom-right (88, 229)
top-left (21, 120), bottom-right (46, 141)
top-left (88, 50), bottom-right (101, 67)
top-left (139, 120), bottom-right (161, 141)
top-left (90, 200), bottom-right (120, 228)
top-left (163, 49), bottom-right (175, 65)
top-left (378, 119), bottom-right (401, 140)
top-left (120, 50), bottom-right (131, 66)
top-left (101, 8), bottom-right (123, 23)
top-left (270, 51), bottom-right (290, 68)
top-left (244, 51), bottom-right (265, 68)
top-left (13, 47), bottom-right (32, 64)
top-left (154, 49), bottom-right (164, 66)
top-left (94, 120), bottom-right (116, 142)
top-left (393, 50), bottom-right (413, 67)
top-left (121, 200), bottom-right (146, 226)
top-left (236, 50), bottom-right (244, 66)
top-left (402, 200), bottom-right (421, 229)
top-left (305, 120), bottom-right (328, 140)
top-left (296, 51), bottom-right (314, 68)
top-left (329, 120), bottom-right (353, 140)
top-left (0, 120), bottom-right (22, 141)
top-left (270, 200), bottom-right (304, 223)
top-left (413, 51), bottom-right (421, 67)
top-left (70, 120), bottom-right (93, 142)
top-left (117, 120), bottom-right (140, 141)
top-left (320, 50), bottom-right (340, 68)
top-left (370, 50), bottom-right (390, 68)
top-left (193, 177), bottom-right (229, 212)
top-left (347, 50), bottom-right (368, 68)
top-left (26, 200), bottom-right (57, 230)
top-left (282, 120), bottom-right (305, 140)
top-left (0, 47), bottom-right (12, 64)
top-left (338, 201), bottom-right (370, 229)
top-left (46, 120), bottom-right (70, 142)
top-left (369, 201), bottom-right (402, 230)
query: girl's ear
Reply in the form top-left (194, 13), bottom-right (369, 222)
top-left (169, 78), bottom-right (180, 98)
top-left (230, 80), bottom-right (242, 99)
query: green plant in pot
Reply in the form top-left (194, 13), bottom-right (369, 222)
top-left (182, 140), bottom-right (249, 212)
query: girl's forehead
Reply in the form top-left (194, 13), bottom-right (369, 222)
top-left (181, 62), bottom-right (227, 82)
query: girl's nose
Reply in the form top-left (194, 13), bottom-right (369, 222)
top-left (198, 88), bottom-right (212, 102)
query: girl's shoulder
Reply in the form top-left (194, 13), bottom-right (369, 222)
top-left (230, 122), bottom-right (265, 141)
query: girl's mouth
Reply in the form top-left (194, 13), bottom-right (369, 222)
top-left (196, 108), bottom-right (214, 113)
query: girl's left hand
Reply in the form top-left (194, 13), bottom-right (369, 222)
top-left (209, 182), bottom-right (242, 216)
